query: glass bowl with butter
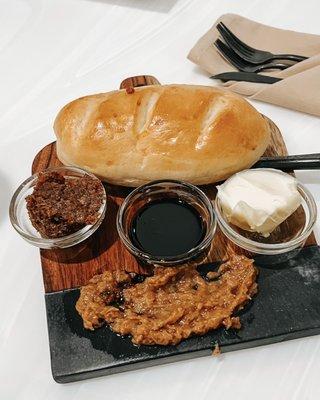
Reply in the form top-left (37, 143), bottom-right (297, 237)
top-left (215, 168), bottom-right (317, 257)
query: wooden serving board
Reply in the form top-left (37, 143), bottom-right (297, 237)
top-left (32, 76), bottom-right (320, 383)
top-left (33, 75), bottom-right (315, 293)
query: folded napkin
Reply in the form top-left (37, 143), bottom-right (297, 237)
top-left (188, 14), bottom-right (320, 116)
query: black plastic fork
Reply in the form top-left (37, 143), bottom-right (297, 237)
top-left (217, 22), bottom-right (307, 64)
top-left (214, 39), bottom-right (289, 73)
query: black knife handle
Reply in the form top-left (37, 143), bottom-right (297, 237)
top-left (211, 72), bottom-right (282, 84)
top-left (253, 153), bottom-right (320, 170)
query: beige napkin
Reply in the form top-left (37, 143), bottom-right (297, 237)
top-left (188, 14), bottom-right (320, 116)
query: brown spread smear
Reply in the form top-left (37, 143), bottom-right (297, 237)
top-left (26, 171), bottom-right (104, 238)
top-left (76, 255), bottom-right (258, 346)
top-left (212, 343), bottom-right (221, 356)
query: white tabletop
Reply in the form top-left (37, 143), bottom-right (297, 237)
top-left (1, 0), bottom-right (320, 399)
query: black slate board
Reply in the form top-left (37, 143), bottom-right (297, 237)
top-left (46, 245), bottom-right (320, 383)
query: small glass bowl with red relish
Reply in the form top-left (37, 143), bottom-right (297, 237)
top-left (9, 167), bottom-right (106, 249)
top-left (117, 179), bottom-right (216, 265)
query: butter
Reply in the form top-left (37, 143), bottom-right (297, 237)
top-left (217, 169), bottom-right (302, 237)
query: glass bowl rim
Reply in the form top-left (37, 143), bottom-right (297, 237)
top-left (117, 179), bottom-right (217, 264)
top-left (9, 166), bottom-right (107, 247)
top-left (214, 169), bottom-right (317, 254)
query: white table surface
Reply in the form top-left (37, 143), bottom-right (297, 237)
top-left (1, 0), bottom-right (320, 399)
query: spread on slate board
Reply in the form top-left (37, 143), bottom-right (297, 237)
top-left (217, 169), bottom-right (302, 237)
top-left (26, 171), bottom-right (104, 238)
top-left (76, 255), bottom-right (258, 346)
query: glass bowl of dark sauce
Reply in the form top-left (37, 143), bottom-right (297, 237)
top-left (117, 180), bottom-right (216, 265)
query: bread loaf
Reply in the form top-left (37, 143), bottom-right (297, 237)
top-left (54, 84), bottom-right (270, 187)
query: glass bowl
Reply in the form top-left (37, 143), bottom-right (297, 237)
top-left (9, 166), bottom-right (107, 249)
top-left (214, 171), bottom-right (317, 261)
top-left (117, 180), bottom-right (216, 265)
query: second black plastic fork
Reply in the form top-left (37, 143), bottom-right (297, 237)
top-left (214, 39), bottom-right (290, 73)
top-left (217, 22), bottom-right (307, 64)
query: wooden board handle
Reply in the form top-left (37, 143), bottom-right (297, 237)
top-left (120, 75), bottom-right (160, 89)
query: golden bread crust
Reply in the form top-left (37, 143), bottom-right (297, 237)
top-left (54, 84), bottom-right (270, 186)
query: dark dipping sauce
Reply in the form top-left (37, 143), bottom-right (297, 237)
top-left (130, 199), bottom-right (205, 257)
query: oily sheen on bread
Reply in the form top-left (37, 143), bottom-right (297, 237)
top-left (54, 84), bottom-right (270, 186)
